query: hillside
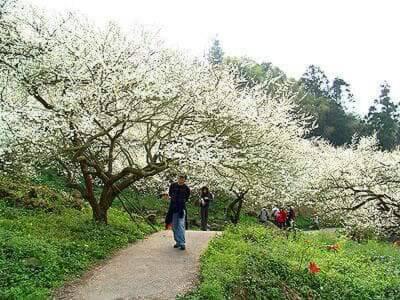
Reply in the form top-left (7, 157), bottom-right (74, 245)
top-left (0, 176), bottom-right (155, 299)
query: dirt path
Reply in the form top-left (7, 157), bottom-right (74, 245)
top-left (57, 230), bottom-right (219, 300)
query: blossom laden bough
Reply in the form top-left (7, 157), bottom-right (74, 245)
top-left (297, 136), bottom-right (400, 238)
top-left (0, 1), bottom-right (311, 224)
top-left (2, 0), bottom-right (398, 238)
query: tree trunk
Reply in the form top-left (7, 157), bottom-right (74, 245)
top-left (78, 160), bottom-right (107, 223)
top-left (78, 162), bottom-right (117, 225)
top-left (226, 196), bottom-right (243, 224)
top-left (92, 185), bottom-right (116, 225)
top-left (226, 189), bottom-right (248, 225)
top-left (92, 205), bottom-right (108, 224)
top-left (233, 197), bottom-right (244, 224)
top-left (226, 198), bottom-right (238, 223)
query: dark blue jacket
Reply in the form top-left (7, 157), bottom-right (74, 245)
top-left (168, 182), bottom-right (190, 217)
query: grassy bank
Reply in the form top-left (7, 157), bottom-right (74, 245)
top-left (0, 177), bottom-right (154, 299)
top-left (0, 173), bottom-right (235, 299)
top-left (183, 225), bottom-right (400, 300)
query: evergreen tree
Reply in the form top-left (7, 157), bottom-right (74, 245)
top-left (225, 56), bottom-right (286, 90)
top-left (299, 65), bottom-right (361, 146)
top-left (330, 77), bottom-right (355, 111)
top-left (300, 65), bottom-right (330, 98)
top-left (207, 38), bottom-right (224, 65)
top-left (366, 82), bottom-right (399, 150)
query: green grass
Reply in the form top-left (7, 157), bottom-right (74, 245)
top-left (0, 204), bottom-right (154, 299)
top-left (0, 176), bottom-right (155, 299)
top-left (0, 172), bottom-right (236, 299)
top-left (295, 215), bottom-right (315, 230)
top-left (182, 225), bottom-right (400, 300)
top-left (32, 169), bottom-right (70, 192)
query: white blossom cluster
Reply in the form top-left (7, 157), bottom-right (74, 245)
top-left (296, 136), bottom-right (400, 237)
top-left (1, 0), bottom-right (398, 234)
top-left (0, 1), bottom-right (311, 221)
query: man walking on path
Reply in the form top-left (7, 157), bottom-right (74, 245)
top-left (168, 175), bottom-right (191, 250)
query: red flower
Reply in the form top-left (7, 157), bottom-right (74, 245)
top-left (327, 243), bottom-right (340, 251)
top-left (308, 262), bottom-right (321, 274)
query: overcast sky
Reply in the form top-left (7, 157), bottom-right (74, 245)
top-left (29, 0), bottom-right (400, 115)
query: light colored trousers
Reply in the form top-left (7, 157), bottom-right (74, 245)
top-left (172, 211), bottom-right (186, 246)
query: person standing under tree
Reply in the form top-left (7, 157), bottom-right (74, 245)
top-left (286, 206), bottom-right (296, 228)
top-left (276, 208), bottom-right (287, 229)
top-left (168, 175), bottom-right (190, 250)
top-left (199, 186), bottom-right (213, 231)
top-left (259, 207), bottom-right (269, 223)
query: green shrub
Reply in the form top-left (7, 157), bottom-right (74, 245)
top-left (346, 225), bottom-right (378, 242)
top-left (294, 215), bottom-right (314, 230)
top-left (183, 225), bottom-right (400, 299)
top-left (0, 176), bottom-right (82, 212)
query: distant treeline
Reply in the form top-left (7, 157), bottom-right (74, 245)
top-left (209, 39), bottom-right (400, 150)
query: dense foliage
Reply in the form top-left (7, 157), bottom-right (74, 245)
top-left (366, 82), bottom-right (400, 150)
top-left (296, 137), bottom-right (400, 238)
top-left (182, 225), bottom-right (400, 300)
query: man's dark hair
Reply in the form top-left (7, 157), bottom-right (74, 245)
top-left (201, 186), bottom-right (209, 196)
top-left (178, 174), bottom-right (187, 180)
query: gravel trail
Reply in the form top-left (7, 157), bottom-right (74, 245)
top-left (57, 230), bottom-right (219, 300)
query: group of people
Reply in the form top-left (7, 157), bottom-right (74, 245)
top-left (259, 206), bottom-right (296, 229)
top-left (162, 175), bottom-right (213, 251)
top-left (163, 175), bottom-right (301, 250)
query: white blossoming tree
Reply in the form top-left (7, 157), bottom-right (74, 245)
top-left (5, 1), bottom-right (398, 237)
top-left (166, 81), bottom-right (313, 223)
top-left (0, 1), bottom-right (268, 223)
top-left (298, 137), bottom-right (400, 238)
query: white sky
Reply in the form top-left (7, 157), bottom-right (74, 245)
top-left (28, 0), bottom-right (400, 115)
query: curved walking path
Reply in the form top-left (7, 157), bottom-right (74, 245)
top-left (57, 230), bottom-right (219, 300)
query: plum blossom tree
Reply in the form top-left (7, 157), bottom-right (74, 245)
top-left (298, 137), bottom-right (400, 238)
top-left (4, 1), bottom-right (398, 237)
top-left (169, 82), bottom-right (313, 223)
top-left (0, 1), bottom-right (266, 223)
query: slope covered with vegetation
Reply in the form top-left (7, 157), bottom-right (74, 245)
top-left (0, 176), bottom-right (155, 299)
top-left (0, 171), bottom-right (243, 299)
top-left (183, 225), bottom-right (400, 300)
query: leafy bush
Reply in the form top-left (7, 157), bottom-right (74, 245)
top-left (182, 225), bottom-right (400, 299)
top-left (345, 225), bottom-right (378, 242)
top-left (0, 176), bottom-right (82, 212)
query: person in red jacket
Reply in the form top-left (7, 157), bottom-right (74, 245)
top-left (276, 208), bottom-right (287, 229)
